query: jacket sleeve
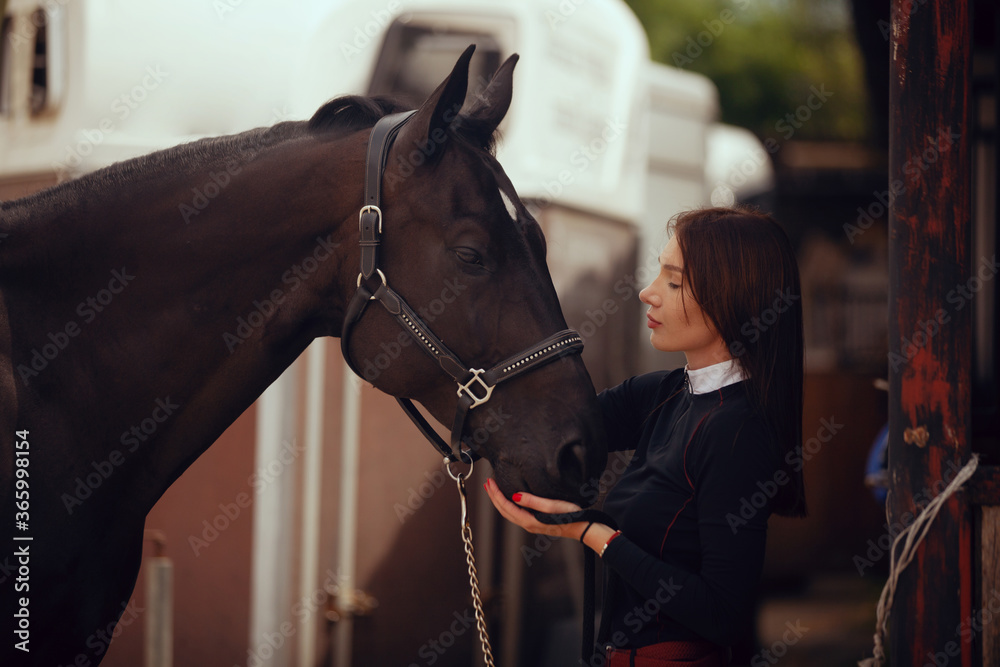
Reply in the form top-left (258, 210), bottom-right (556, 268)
top-left (600, 414), bottom-right (778, 646)
top-left (596, 371), bottom-right (670, 453)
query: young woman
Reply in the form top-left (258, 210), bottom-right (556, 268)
top-left (486, 206), bottom-right (806, 666)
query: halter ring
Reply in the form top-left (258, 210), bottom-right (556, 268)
top-left (357, 268), bottom-right (388, 299)
top-left (445, 448), bottom-right (476, 481)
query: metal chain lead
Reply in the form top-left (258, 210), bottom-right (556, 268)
top-left (452, 469), bottom-right (495, 667)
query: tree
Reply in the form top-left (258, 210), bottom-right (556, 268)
top-left (626, 0), bottom-right (870, 144)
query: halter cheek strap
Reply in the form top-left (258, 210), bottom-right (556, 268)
top-left (340, 112), bottom-right (585, 465)
top-left (359, 110), bottom-right (413, 281)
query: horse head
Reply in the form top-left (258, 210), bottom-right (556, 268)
top-left (337, 46), bottom-right (607, 504)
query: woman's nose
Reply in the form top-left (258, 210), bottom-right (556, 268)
top-left (639, 283), bottom-right (657, 306)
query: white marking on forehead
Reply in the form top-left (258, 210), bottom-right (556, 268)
top-left (499, 188), bottom-right (518, 222)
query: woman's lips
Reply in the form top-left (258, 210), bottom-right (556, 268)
top-left (646, 314), bottom-right (662, 328)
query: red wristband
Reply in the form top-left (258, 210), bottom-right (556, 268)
top-left (600, 530), bottom-right (622, 558)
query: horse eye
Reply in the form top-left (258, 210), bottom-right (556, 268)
top-left (455, 248), bottom-right (484, 266)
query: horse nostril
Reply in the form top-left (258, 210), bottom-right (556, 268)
top-left (556, 440), bottom-right (588, 491)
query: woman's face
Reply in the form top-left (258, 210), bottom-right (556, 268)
top-left (639, 236), bottom-right (730, 369)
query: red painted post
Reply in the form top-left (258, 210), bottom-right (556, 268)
top-left (888, 0), bottom-right (973, 664)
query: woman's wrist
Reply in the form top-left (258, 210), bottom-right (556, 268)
top-left (581, 523), bottom-right (618, 556)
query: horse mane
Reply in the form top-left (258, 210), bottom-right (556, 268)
top-left (308, 95), bottom-right (410, 134)
top-left (308, 94), bottom-right (500, 155)
top-left (0, 121), bottom-right (305, 227)
top-left (1, 94), bottom-right (501, 229)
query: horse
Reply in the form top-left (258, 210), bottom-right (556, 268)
top-left (0, 46), bottom-right (608, 666)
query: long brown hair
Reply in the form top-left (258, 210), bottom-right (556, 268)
top-left (671, 205), bottom-right (806, 517)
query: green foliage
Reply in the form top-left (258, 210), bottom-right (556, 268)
top-left (625, 0), bottom-right (869, 143)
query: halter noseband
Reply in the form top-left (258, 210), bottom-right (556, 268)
top-left (340, 111), bottom-right (585, 465)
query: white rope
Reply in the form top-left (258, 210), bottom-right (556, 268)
top-left (858, 453), bottom-right (979, 667)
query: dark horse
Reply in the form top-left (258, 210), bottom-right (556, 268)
top-left (0, 47), bottom-right (607, 666)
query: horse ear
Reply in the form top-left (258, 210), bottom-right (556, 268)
top-left (395, 44), bottom-right (474, 156)
top-left (462, 53), bottom-right (518, 138)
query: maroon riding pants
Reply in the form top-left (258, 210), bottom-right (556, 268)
top-left (605, 640), bottom-right (729, 666)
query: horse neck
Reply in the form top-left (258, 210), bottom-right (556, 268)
top-left (2, 127), bottom-right (365, 513)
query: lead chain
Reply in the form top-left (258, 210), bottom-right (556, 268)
top-left (454, 473), bottom-right (495, 667)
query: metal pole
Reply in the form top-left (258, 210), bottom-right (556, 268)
top-left (145, 558), bottom-right (173, 667)
top-left (250, 365), bottom-right (299, 667)
top-left (298, 339), bottom-right (327, 667)
top-left (334, 366), bottom-right (363, 667)
top-left (144, 531), bottom-right (172, 667)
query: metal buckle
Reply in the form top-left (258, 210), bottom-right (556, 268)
top-left (457, 369), bottom-right (493, 409)
top-left (359, 204), bottom-right (382, 234)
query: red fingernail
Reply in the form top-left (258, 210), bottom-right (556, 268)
top-left (483, 482), bottom-right (489, 491)
top-left (512, 493), bottom-right (522, 502)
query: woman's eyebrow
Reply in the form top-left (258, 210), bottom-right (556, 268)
top-left (661, 263), bottom-right (683, 273)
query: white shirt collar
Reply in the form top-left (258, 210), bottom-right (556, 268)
top-left (685, 358), bottom-right (747, 395)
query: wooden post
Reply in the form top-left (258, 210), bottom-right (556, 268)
top-left (888, 0), bottom-right (973, 664)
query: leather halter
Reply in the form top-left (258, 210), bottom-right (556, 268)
top-left (340, 111), bottom-right (585, 465)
